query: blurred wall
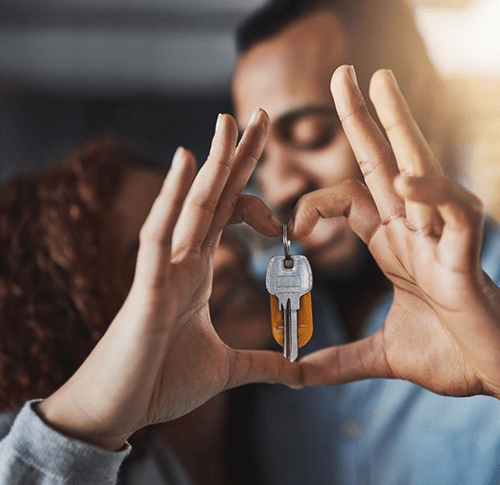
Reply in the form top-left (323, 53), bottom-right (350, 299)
top-left (0, 0), bottom-right (265, 181)
top-left (2, 0), bottom-right (500, 222)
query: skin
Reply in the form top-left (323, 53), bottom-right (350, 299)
top-left (290, 65), bottom-right (500, 399)
top-left (34, 12), bottom-right (500, 456)
top-left (34, 68), bottom-right (500, 463)
top-left (232, 11), bottom-right (364, 279)
top-left (38, 109), bottom-right (299, 452)
top-left (112, 170), bottom-right (272, 485)
top-left (114, 169), bottom-right (272, 351)
top-left (233, 10), bottom-right (500, 397)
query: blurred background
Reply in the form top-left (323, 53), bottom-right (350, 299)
top-left (1, 0), bottom-right (500, 215)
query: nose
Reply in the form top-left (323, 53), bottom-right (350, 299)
top-left (256, 144), bottom-right (316, 216)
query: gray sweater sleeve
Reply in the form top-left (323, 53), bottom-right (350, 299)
top-left (0, 400), bottom-right (131, 485)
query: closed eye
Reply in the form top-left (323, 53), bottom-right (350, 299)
top-left (276, 106), bottom-right (341, 151)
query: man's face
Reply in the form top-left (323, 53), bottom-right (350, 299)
top-left (232, 10), bottom-right (364, 277)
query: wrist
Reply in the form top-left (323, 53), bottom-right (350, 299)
top-left (36, 395), bottom-right (130, 452)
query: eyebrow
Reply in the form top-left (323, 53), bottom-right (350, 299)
top-left (237, 105), bottom-right (339, 137)
top-left (275, 105), bottom-right (339, 127)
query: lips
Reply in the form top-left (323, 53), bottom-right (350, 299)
top-left (300, 216), bottom-right (347, 251)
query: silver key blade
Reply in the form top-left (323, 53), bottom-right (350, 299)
top-left (266, 254), bottom-right (312, 362)
top-left (283, 298), bottom-right (298, 362)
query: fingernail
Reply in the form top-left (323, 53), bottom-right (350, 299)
top-left (248, 107), bottom-right (261, 126)
top-left (215, 113), bottom-right (223, 133)
top-left (348, 65), bottom-right (360, 89)
top-left (387, 69), bottom-right (399, 88)
top-left (287, 219), bottom-right (294, 235)
top-left (172, 146), bottom-right (184, 168)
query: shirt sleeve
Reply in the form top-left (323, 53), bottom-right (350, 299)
top-left (0, 400), bottom-right (131, 485)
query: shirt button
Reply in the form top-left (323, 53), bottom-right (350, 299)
top-left (342, 422), bottom-right (361, 438)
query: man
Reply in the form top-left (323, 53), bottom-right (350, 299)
top-left (2, 2), bottom-right (500, 485)
top-left (231, 0), bottom-right (500, 483)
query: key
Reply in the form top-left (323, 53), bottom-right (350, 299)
top-left (266, 225), bottom-right (313, 362)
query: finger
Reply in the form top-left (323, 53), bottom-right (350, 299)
top-left (227, 194), bottom-right (282, 237)
top-left (172, 114), bottom-right (239, 256)
top-left (370, 69), bottom-right (442, 232)
top-left (203, 108), bottom-right (270, 250)
top-left (135, 147), bottom-right (196, 285)
top-left (395, 175), bottom-right (484, 270)
top-left (224, 348), bottom-right (302, 389)
top-left (370, 70), bottom-right (442, 177)
top-left (288, 179), bottom-right (380, 245)
top-left (298, 331), bottom-right (393, 386)
top-left (331, 65), bottom-right (404, 221)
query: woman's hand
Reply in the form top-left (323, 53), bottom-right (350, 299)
top-left (38, 110), bottom-right (300, 451)
top-left (290, 66), bottom-right (500, 399)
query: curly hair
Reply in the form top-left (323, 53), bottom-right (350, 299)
top-left (0, 137), bottom-right (161, 412)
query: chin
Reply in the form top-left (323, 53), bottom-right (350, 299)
top-left (307, 231), bottom-right (366, 281)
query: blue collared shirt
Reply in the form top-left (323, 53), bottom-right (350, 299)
top-left (2, 222), bottom-right (500, 484)
top-left (244, 218), bottom-right (500, 484)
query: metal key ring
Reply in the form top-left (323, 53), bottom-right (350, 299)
top-left (283, 224), bottom-right (291, 260)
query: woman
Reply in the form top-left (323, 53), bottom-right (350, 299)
top-left (0, 121), bottom-right (286, 484)
top-left (0, 136), bottom-right (150, 413)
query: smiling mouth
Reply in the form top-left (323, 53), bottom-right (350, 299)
top-left (301, 216), bottom-right (347, 252)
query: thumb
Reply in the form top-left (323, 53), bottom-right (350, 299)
top-left (224, 348), bottom-right (302, 389)
top-left (298, 331), bottom-right (393, 386)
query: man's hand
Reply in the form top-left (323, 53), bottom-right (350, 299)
top-left (38, 110), bottom-right (300, 451)
top-left (290, 65), bottom-right (500, 399)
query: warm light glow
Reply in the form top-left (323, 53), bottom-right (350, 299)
top-left (416, 0), bottom-right (500, 76)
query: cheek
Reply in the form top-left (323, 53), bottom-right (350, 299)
top-left (310, 135), bottom-right (361, 187)
top-left (255, 165), bottom-right (279, 201)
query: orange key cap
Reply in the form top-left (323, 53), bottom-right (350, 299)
top-left (269, 291), bottom-right (313, 348)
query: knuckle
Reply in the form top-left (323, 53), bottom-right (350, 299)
top-left (357, 157), bottom-right (385, 179)
top-left (139, 224), bottom-right (164, 246)
top-left (295, 192), bottom-right (315, 214)
top-left (217, 156), bottom-right (234, 173)
top-left (237, 140), bottom-right (262, 166)
top-left (246, 151), bottom-right (261, 165)
top-left (341, 178), bottom-right (367, 194)
top-left (220, 191), bottom-right (239, 217)
top-left (382, 115), bottom-right (406, 135)
top-left (192, 195), bottom-right (218, 215)
top-left (338, 97), bottom-right (368, 124)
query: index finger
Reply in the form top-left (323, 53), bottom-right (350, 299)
top-left (331, 65), bottom-right (404, 222)
top-left (203, 108), bottom-right (271, 249)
